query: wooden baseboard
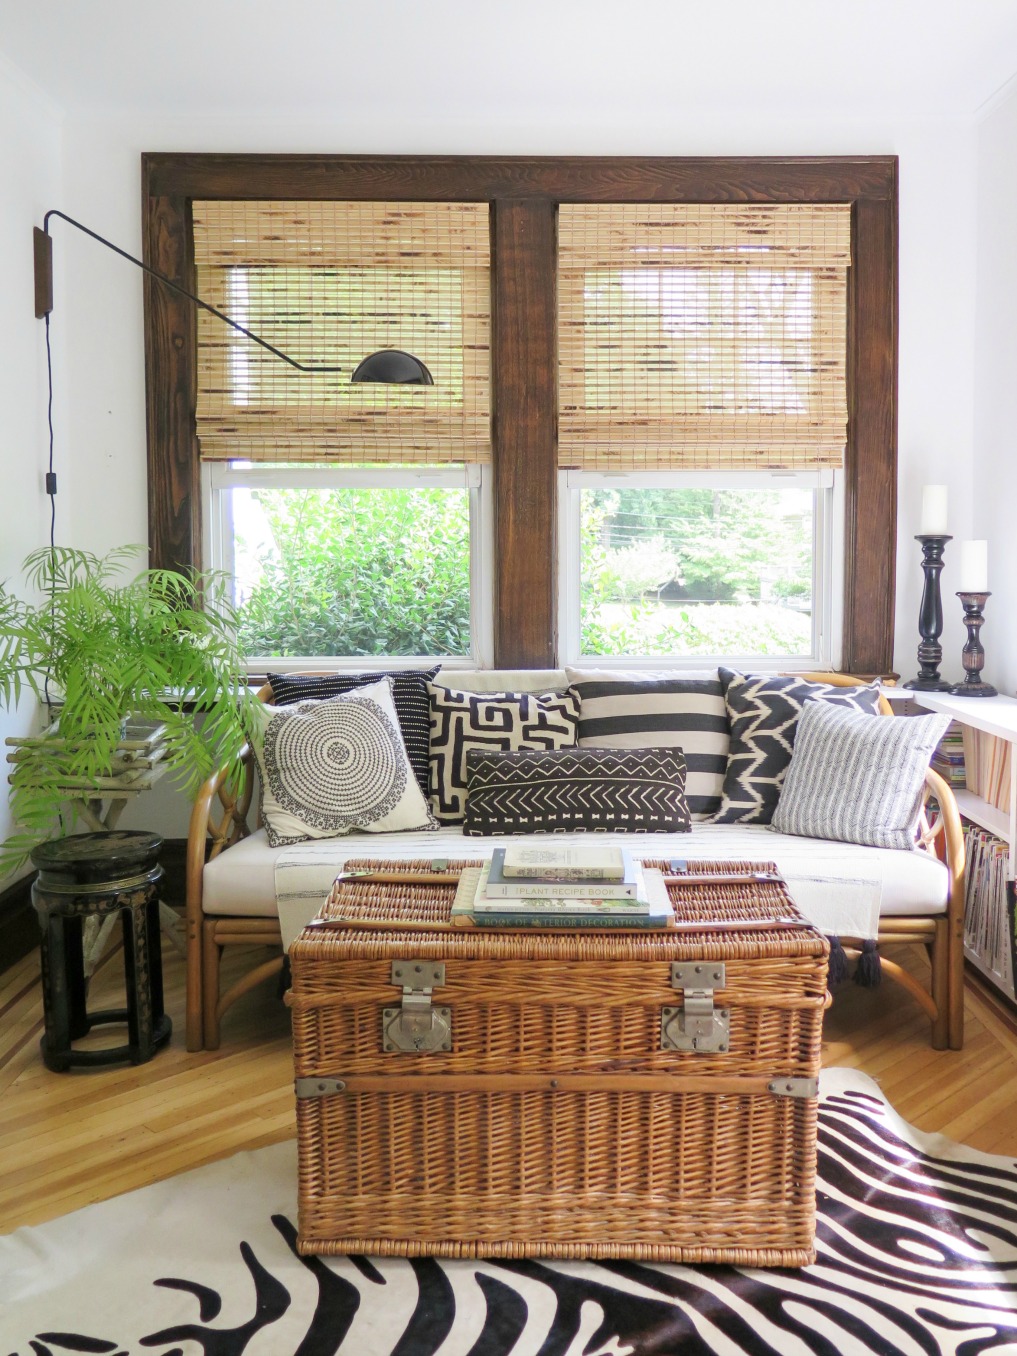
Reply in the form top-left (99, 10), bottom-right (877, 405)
top-left (964, 960), bottom-right (1017, 1038)
top-left (0, 836), bottom-right (187, 976)
top-left (0, 871), bottom-right (36, 973)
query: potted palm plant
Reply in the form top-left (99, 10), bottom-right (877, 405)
top-left (0, 545), bottom-right (255, 873)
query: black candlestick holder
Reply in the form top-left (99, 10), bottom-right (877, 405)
top-left (904, 534), bottom-right (953, 691)
top-left (951, 592), bottom-right (997, 697)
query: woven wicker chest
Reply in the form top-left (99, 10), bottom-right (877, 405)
top-left (288, 858), bottom-right (829, 1266)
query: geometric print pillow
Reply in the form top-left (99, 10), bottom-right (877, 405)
top-left (712, 669), bottom-right (883, 825)
top-left (267, 667), bottom-right (438, 796)
top-left (462, 747), bottom-right (691, 836)
top-left (250, 679), bottom-right (436, 847)
top-left (427, 685), bottom-right (580, 823)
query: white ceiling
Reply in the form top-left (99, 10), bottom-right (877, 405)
top-left (1, 0), bottom-right (1017, 122)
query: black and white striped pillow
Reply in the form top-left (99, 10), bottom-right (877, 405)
top-left (771, 702), bottom-right (952, 849)
top-left (428, 685), bottom-right (580, 823)
top-left (268, 668), bottom-right (437, 795)
top-left (565, 668), bottom-right (728, 819)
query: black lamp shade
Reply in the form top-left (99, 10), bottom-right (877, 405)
top-left (350, 349), bottom-right (434, 385)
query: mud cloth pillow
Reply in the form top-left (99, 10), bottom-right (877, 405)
top-left (250, 678), bottom-right (436, 847)
top-left (565, 668), bottom-right (728, 819)
top-left (267, 667), bottom-right (438, 795)
top-left (771, 702), bottom-right (952, 850)
top-left (427, 685), bottom-right (580, 823)
top-left (713, 670), bottom-right (883, 825)
top-left (463, 747), bottom-right (692, 836)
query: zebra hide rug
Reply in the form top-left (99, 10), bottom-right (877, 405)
top-left (2, 1068), bottom-right (1016, 1356)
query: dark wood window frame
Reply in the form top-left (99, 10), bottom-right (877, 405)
top-left (142, 153), bottom-right (897, 673)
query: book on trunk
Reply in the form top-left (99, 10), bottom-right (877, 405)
top-left (485, 847), bottom-right (639, 899)
top-left (451, 864), bottom-right (675, 929)
top-left (499, 844), bottom-right (626, 881)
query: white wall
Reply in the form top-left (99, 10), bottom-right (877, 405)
top-left (0, 58), bottom-right (63, 882)
top-left (975, 84), bottom-right (1017, 695)
top-left (58, 110), bottom-right (981, 668)
top-left (5, 103), bottom-right (987, 840)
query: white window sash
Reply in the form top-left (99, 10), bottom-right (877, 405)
top-left (202, 462), bottom-right (492, 671)
top-left (558, 468), bottom-right (841, 672)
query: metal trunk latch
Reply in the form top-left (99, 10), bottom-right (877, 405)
top-left (382, 960), bottom-right (452, 1054)
top-left (661, 961), bottom-right (729, 1053)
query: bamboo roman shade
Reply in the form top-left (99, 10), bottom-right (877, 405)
top-left (558, 203), bottom-right (851, 470)
top-left (193, 201), bottom-right (491, 464)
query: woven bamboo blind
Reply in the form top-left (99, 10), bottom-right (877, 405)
top-left (558, 204), bottom-right (851, 471)
top-left (194, 201), bottom-right (491, 464)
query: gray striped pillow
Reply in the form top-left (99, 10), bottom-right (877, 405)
top-left (771, 703), bottom-right (952, 849)
top-left (565, 668), bottom-right (728, 819)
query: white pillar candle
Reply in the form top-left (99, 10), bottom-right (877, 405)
top-left (920, 484), bottom-right (948, 535)
top-left (958, 540), bottom-right (988, 592)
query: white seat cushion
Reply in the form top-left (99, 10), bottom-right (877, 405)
top-left (204, 823), bottom-right (949, 931)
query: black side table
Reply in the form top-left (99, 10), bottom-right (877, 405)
top-left (31, 831), bottom-right (172, 1070)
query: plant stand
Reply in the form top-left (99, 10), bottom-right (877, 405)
top-left (30, 830), bottom-right (172, 1070)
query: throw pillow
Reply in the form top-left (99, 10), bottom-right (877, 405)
top-left (564, 668), bottom-right (728, 819)
top-left (771, 702), bottom-right (952, 850)
top-left (463, 747), bottom-right (692, 836)
top-left (713, 669), bottom-right (883, 825)
top-left (428, 685), bottom-right (580, 823)
top-left (250, 678), bottom-right (436, 847)
top-left (267, 667), bottom-right (438, 795)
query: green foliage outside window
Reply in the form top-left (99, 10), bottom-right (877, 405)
top-left (580, 488), bottom-right (814, 657)
top-left (235, 487), bottom-right (471, 658)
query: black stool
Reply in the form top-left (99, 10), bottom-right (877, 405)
top-left (31, 831), bottom-right (172, 1070)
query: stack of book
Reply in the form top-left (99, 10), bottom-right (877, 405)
top-left (451, 845), bottom-right (675, 929)
top-left (931, 722), bottom-right (967, 790)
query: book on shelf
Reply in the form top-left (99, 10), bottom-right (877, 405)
top-left (499, 844), bottom-right (626, 881)
top-left (962, 726), bottom-right (1012, 815)
top-left (450, 864), bottom-right (675, 929)
top-left (485, 847), bottom-right (640, 899)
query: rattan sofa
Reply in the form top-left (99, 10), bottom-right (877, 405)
top-left (185, 671), bottom-right (965, 1054)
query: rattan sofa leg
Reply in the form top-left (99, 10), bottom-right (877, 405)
top-left (185, 909), bottom-right (206, 1052)
top-left (202, 918), bottom-right (223, 1051)
top-left (929, 916), bottom-right (950, 1051)
top-left (947, 913), bottom-right (965, 1051)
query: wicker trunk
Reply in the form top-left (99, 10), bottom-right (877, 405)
top-left (288, 858), bottom-right (829, 1266)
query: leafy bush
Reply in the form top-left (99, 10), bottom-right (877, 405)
top-left (581, 601), bottom-right (811, 657)
top-left (236, 487), bottom-right (471, 657)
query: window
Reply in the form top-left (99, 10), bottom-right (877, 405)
top-left (192, 199), bottom-right (492, 665)
top-left (144, 155), bottom-right (898, 673)
top-left (204, 462), bottom-right (493, 669)
top-left (557, 203), bottom-right (850, 665)
top-left (559, 469), bottom-right (842, 668)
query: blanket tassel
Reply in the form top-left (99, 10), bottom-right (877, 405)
top-left (854, 938), bottom-right (882, 988)
top-left (827, 936), bottom-right (850, 986)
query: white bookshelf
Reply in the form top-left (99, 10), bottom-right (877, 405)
top-left (883, 687), bottom-right (1017, 1003)
top-left (883, 687), bottom-right (1017, 877)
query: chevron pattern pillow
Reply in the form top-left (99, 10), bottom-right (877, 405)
top-left (463, 747), bottom-right (691, 836)
top-left (712, 670), bottom-right (883, 825)
top-left (771, 702), bottom-right (951, 849)
top-left (428, 686), bottom-right (580, 823)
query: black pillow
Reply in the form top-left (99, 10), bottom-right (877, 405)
top-left (267, 668), bottom-right (438, 795)
top-left (463, 747), bottom-right (692, 836)
top-left (713, 669), bottom-right (882, 824)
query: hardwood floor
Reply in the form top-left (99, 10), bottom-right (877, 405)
top-left (2, 935), bottom-right (1016, 1233)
